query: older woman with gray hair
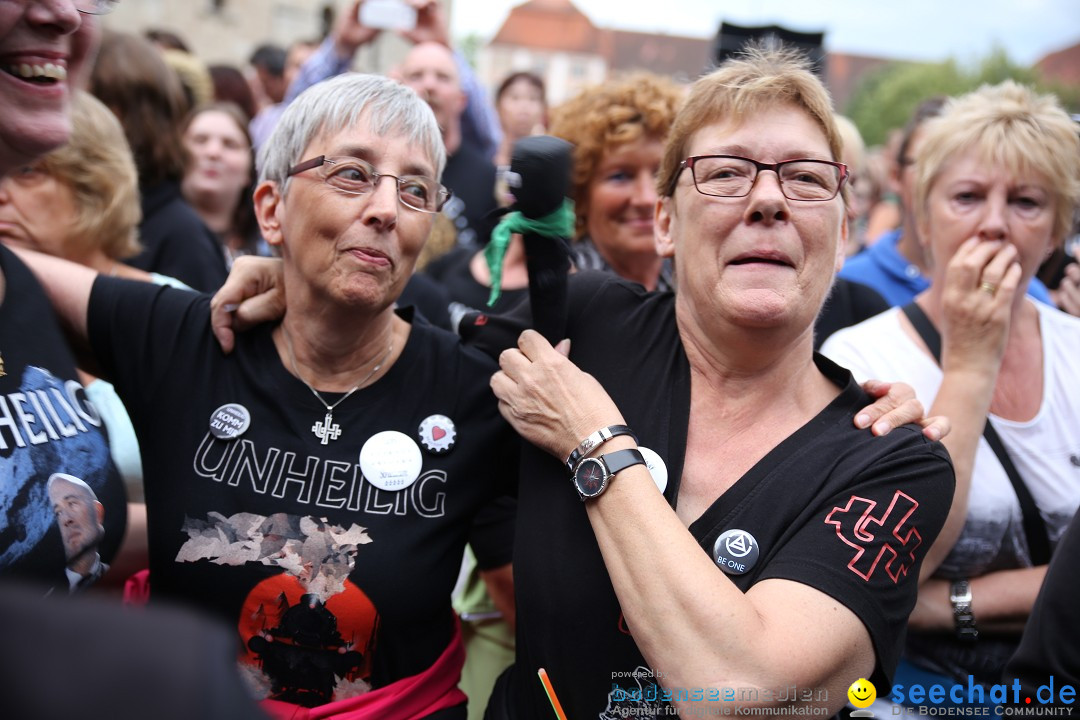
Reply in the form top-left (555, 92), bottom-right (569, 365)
top-left (10, 72), bottom-right (517, 718)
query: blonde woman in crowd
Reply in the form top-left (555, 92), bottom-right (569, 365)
top-left (824, 81), bottom-right (1080, 696)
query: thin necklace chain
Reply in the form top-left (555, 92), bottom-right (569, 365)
top-left (282, 325), bottom-right (393, 414)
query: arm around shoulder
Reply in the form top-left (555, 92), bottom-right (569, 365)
top-left (6, 245), bottom-right (97, 342)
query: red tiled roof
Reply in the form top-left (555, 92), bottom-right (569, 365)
top-left (608, 30), bottom-right (712, 81)
top-left (490, 1), bottom-right (711, 79)
top-left (1036, 41), bottom-right (1080, 87)
top-left (490, 0), bottom-right (602, 54)
top-left (826, 52), bottom-right (896, 112)
top-left (487, 2), bottom-right (929, 110)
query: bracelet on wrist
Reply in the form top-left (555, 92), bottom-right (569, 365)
top-left (949, 578), bottom-right (978, 641)
top-left (565, 424), bottom-right (637, 472)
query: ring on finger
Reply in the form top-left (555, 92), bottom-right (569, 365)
top-left (978, 281), bottom-right (997, 295)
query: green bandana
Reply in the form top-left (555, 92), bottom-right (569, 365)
top-left (483, 199), bottom-right (576, 307)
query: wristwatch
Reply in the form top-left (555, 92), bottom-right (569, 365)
top-left (949, 578), bottom-right (978, 641)
top-left (572, 448), bottom-right (646, 501)
top-left (565, 424), bottom-right (637, 472)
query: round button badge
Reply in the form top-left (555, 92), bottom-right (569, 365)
top-left (209, 403), bottom-right (251, 440)
top-left (418, 414), bottom-right (456, 455)
top-left (360, 430), bottom-right (423, 492)
top-left (712, 529), bottom-right (760, 575)
top-left (637, 446), bottom-right (668, 494)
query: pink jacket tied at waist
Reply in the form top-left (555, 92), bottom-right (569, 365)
top-left (260, 615), bottom-right (467, 720)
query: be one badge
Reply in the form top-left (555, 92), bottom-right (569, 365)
top-left (712, 529), bottom-right (759, 575)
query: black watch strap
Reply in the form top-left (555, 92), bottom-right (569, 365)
top-left (602, 448), bottom-right (646, 476)
top-left (573, 448), bottom-right (647, 501)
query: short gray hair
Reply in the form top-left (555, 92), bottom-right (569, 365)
top-left (257, 73), bottom-right (445, 189)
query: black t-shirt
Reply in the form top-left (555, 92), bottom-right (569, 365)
top-left (815, 277), bottom-right (890, 350)
top-left (425, 246), bottom-right (529, 333)
top-left (0, 246), bottom-right (126, 595)
top-left (87, 277), bottom-right (516, 708)
top-left (440, 145), bottom-right (498, 250)
top-left (129, 181), bottom-right (229, 293)
top-left (483, 272), bottom-right (954, 720)
top-left (399, 273), bottom-right (454, 332)
top-left (1005, 512), bottom-right (1080, 703)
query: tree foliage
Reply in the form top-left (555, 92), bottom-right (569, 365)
top-left (845, 47), bottom-right (1078, 148)
top-left (457, 32), bottom-right (483, 69)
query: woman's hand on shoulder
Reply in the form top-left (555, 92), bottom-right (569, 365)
top-left (856, 379), bottom-right (950, 442)
top-left (210, 256), bottom-right (286, 354)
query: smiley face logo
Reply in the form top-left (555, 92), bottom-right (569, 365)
top-left (847, 678), bottom-right (876, 708)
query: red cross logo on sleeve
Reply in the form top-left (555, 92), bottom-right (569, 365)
top-left (824, 490), bottom-right (923, 583)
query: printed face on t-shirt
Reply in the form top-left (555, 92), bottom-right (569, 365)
top-left (48, 474), bottom-right (104, 564)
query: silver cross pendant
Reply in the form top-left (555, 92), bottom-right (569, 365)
top-left (312, 411), bottom-right (342, 445)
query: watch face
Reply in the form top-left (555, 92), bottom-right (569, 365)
top-left (574, 458), bottom-right (607, 498)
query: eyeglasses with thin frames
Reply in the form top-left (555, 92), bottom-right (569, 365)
top-left (75, 0), bottom-right (119, 15)
top-left (671, 155), bottom-right (848, 202)
top-left (287, 155), bottom-right (451, 214)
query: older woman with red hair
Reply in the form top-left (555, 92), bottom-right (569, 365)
top-left (549, 72), bottom-right (683, 292)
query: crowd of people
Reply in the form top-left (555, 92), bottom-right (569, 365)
top-left (2, 1), bottom-right (1079, 720)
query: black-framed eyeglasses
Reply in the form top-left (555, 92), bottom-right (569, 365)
top-left (76, 0), bottom-right (119, 15)
top-left (286, 155), bottom-right (451, 213)
top-left (671, 155), bottom-right (848, 202)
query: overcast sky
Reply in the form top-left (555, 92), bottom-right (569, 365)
top-left (450, 0), bottom-right (1080, 66)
